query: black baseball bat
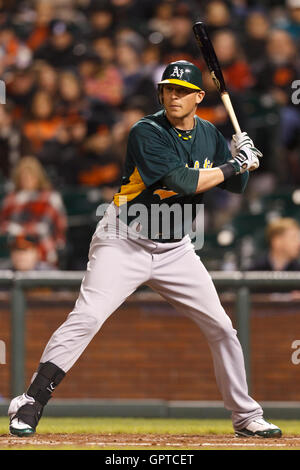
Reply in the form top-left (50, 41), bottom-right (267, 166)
top-left (192, 21), bottom-right (241, 133)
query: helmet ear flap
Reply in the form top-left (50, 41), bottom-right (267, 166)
top-left (157, 85), bottom-right (164, 106)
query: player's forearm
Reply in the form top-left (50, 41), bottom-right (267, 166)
top-left (195, 167), bottom-right (225, 193)
top-left (195, 159), bottom-right (239, 193)
top-left (218, 171), bottom-right (249, 193)
top-left (162, 163), bottom-right (236, 195)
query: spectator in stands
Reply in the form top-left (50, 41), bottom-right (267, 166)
top-left (6, 66), bottom-right (36, 117)
top-left (86, 3), bottom-right (116, 38)
top-left (91, 34), bottom-right (116, 66)
top-left (115, 36), bottom-right (157, 111)
top-left (196, 69), bottom-right (246, 140)
top-left (8, 234), bottom-right (55, 271)
top-left (0, 23), bottom-right (32, 74)
top-left (142, 41), bottom-right (165, 87)
top-left (112, 96), bottom-right (150, 162)
top-left (0, 0), bottom-right (18, 19)
top-left (147, 1), bottom-right (174, 39)
top-left (34, 20), bottom-right (84, 69)
top-left (0, 103), bottom-right (30, 180)
top-left (204, 0), bottom-right (233, 35)
top-left (252, 29), bottom-right (300, 181)
top-left (72, 126), bottom-right (122, 199)
top-left (253, 29), bottom-right (298, 106)
top-left (57, 70), bottom-right (84, 119)
top-left (283, 0), bottom-right (300, 40)
top-left (243, 10), bottom-right (271, 65)
top-left (249, 218), bottom-right (300, 271)
top-left (79, 51), bottom-right (124, 107)
top-left (35, 62), bottom-right (58, 98)
top-left (38, 117), bottom-right (87, 187)
top-left (109, 0), bottom-right (152, 33)
top-left (212, 29), bottom-right (254, 92)
top-left (0, 156), bottom-right (67, 267)
top-left (160, 11), bottom-right (200, 65)
top-left (22, 89), bottom-right (63, 153)
top-left (26, 0), bottom-right (54, 52)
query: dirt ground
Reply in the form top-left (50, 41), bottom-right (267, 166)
top-left (0, 433), bottom-right (299, 449)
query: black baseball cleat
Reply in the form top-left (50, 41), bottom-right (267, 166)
top-left (8, 394), bottom-right (43, 437)
top-left (235, 417), bottom-right (282, 438)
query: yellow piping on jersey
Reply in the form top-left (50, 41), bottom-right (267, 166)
top-left (114, 167), bottom-right (146, 206)
top-left (153, 189), bottom-right (178, 200)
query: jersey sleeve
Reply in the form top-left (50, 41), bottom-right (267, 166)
top-left (162, 166), bottom-right (199, 195)
top-left (127, 121), bottom-right (182, 188)
top-left (214, 128), bottom-right (232, 165)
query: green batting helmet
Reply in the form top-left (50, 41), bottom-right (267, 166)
top-left (158, 60), bottom-right (203, 91)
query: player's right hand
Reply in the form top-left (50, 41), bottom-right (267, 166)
top-left (229, 146), bottom-right (262, 174)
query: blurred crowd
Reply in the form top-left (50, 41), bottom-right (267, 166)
top-left (0, 0), bottom-right (299, 270)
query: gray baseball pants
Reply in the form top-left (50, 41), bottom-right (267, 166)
top-left (40, 203), bottom-right (263, 430)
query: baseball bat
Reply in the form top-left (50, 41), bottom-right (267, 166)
top-left (192, 21), bottom-right (241, 134)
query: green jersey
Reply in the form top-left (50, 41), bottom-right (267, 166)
top-left (113, 109), bottom-right (248, 241)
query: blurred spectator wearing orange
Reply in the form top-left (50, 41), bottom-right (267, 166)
top-left (22, 90), bottom-right (63, 153)
top-left (26, 0), bottom-right (54, 52)
top-left (0, 156), bottom-right (67, 267)
top-left (212, 29), bottom-right (254, 92)
top-left (37, 117), bottom-right (87, 188)
top-left (74, 126), bottom-right (122, 199)
top-left (196, 69), bottom-right (246, 140)
top-left (8, 234), bottom-right (55, 271)
top-left (253, 29), bottom-right (298, 106)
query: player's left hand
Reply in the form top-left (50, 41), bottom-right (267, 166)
top-left (229, 146), bottom-right (263, 174)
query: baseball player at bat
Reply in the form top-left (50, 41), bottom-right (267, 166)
top-left (8, 60), bottom-right (281, 439)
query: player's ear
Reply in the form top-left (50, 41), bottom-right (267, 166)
top-left (196, 90), bottom-right (205, 105)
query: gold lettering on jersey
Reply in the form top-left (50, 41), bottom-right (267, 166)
top-left (186, 160), bottom-right (213, 169)
top-left (153, 189), bottom-right (178, 200)
top-left (203, 158), bottom-right (213, 168)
